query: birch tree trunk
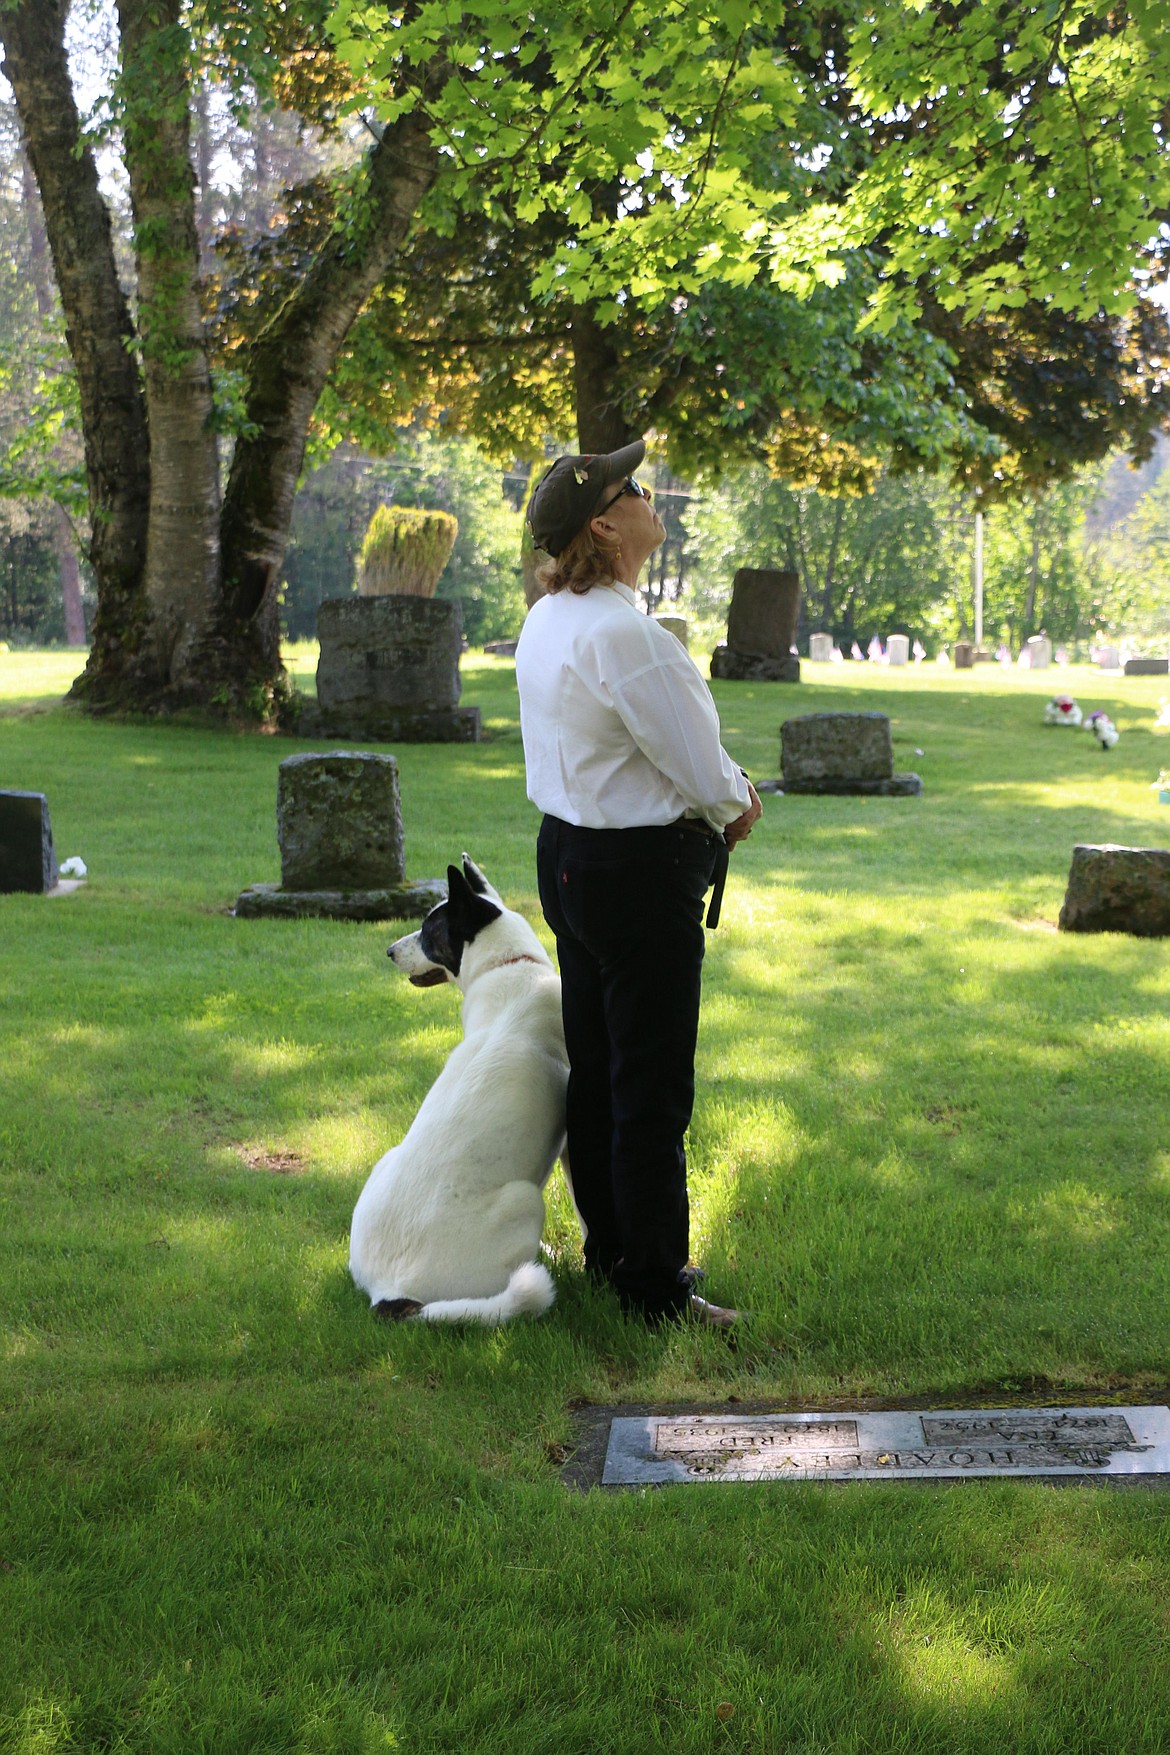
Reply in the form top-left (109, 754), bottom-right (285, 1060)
top-left (115, 0), bottom-right (223, 699)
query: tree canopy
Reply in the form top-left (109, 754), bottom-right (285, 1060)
top-left (1, 0), bottom-right (1167, 716)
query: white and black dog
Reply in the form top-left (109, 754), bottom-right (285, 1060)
top-left (349, 856), bottom-right (570, 1324)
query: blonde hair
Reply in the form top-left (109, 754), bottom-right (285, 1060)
top-left (536, 515), bottom-right (622, 596)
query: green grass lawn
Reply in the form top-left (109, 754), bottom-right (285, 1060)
top-left (3, 645), bottom-right (1170, 1754)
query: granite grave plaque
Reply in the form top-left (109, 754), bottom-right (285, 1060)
top-left (602, 1407), bottom-right (1170, 1484)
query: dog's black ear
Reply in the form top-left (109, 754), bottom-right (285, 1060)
top-left (447, 863), bottom-right (471, 903)
top-left (446, 861), bottom-right (501, 943)
top-left (461, 854), bottom-right (490, 895)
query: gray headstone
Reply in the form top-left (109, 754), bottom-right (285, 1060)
top-left (0, 789), bottom-right (58, 893)
top-left (1124, 657), bottom-right (1169, 675)
top-left (808, 632), bottom-right (833, 662)
top-left (886, 634), bottom-right (909, 666)
top-left (1026, 634), bottom-right (1052, 669)
top-left (1059, 842), bottom-right (1170, 936)
top-left (316, 596), bottom-right (462, 714)
top-left (725, 568), bottom-right (800, 660)
top-left (953, 641), bottom-right (974, 669)
top-left (781, 712), bottom-right (894, 783)
top-left (602, 1406), bottom-right (1170, 1484)
top-left (278, 751), bottom-right (405, 891)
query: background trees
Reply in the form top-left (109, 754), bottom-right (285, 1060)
top-left (1, 0), bottom-right (1168, 699)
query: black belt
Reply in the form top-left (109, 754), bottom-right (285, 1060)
top-left (672, 817), bottom-right (730, 929)
top-left (706, 837), bottom-right (730, 930)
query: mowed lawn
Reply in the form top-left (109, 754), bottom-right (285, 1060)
top-left (2, 645), bottom-right (1170, 1754)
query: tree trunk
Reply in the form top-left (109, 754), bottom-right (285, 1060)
top-left (218, 105), bottom-right (441, 659)
top-left (115, 0), bottom-right (223, 701)
top-left (571, 303), bottom-right (636, 451)
top-left (0, 0), bottom-right (150, 693)
top-left (20, 143), bottom-right (87, 646)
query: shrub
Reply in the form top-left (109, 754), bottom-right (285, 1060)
top-left (357, 504), bottom-right (458, 598)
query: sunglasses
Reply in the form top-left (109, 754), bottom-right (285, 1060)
top-left (597, 476), bottom-right (648, 516)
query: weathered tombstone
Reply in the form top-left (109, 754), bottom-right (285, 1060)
top-left (301, 597), bottom-right (480, 743)
top-left (1097, 645), bottom-right (1121, 670)
top-left (1026, 634), bottom-right (1052, 669)
top-left (710, 567), bottom-right (801, 682)
top-left (1124, 657), bottom-right (1170, 676)
top-left (776, 712), bottom-right (923, 796)
top-left (0, 789), bottom-right (58, 893)
top-left (653, 615), bottom-right (688, 649)
top-left (808, 632), bottom-right (833, 663)
top-left (886, 633), bottom-right (910, 666)
top-left (1058, 843), bottom-right (1170, 937)
top-left (234, 751), bottom-right (447, 921)
top-left (953, 641), bottom-right (974, 669)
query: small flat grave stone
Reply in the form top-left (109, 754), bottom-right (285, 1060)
top-left (602, 1406), bottom-right (1170, 1485)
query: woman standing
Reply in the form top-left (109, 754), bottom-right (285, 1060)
top-left (515, 440), bottom-right (761, 1327)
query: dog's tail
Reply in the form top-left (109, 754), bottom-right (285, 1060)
top-left (382, 1261), bottom-right (556, 1326)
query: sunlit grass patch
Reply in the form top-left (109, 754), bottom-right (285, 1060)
top-left (4, 650), bottom-right (1170, 1751)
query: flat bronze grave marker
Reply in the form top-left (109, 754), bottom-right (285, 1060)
top-left (602, 1407), bottom-right (1170, 1485)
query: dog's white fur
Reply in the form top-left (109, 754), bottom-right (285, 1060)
top-left (349, 857), bottom-right (569, 1324)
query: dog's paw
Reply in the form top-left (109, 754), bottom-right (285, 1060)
top-left (373, 1296), bottom-right (424, 1321)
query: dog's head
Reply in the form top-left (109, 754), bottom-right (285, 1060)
top-left (388, 855), bottom-right (503, 988)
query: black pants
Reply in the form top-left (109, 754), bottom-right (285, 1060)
top-left (537, 815), bottom-right (720, 1320)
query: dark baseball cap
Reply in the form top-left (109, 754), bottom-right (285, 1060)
top-left (525, 439), bottom-right (646, 557)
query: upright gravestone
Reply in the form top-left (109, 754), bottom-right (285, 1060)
top-left (301, 598), bottom-right (480, 743)
top-left (234, 751), bottom-right (447, 921)
top-left (1124, 656), bottom-right (1170, 676)
top-left (808, 632), bottom-right (833, 663)
top-left (0, 790), bottom-right (59, 893)
top-left (886, 634), bottom-right (910, 666)
top-left (953, 641), bottom-right (974, 669)
top-left (773, 712), bottom-right (923, 796)
top-left (1058, 843), bottom-right (1170, 937)
top-left (1026, 634), bottom-right (1052, 669)
top-left (654, 615), bottom-right (688, 649)
top-left (710, 568), bottom-right (801, 682)
top-left (1097, 645), bottom-right (1121, 670)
